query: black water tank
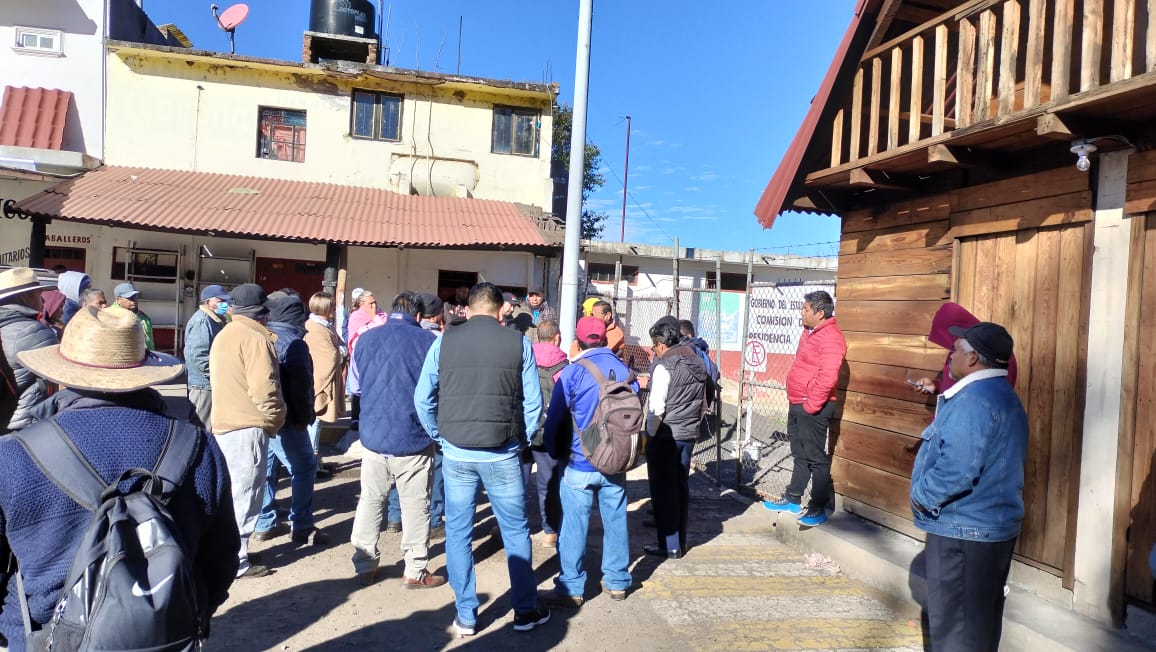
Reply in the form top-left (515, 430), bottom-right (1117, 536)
top-left (309, 0), bottom-right (376, 39)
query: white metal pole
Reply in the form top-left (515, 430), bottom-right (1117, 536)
top-left (559, 0), bottom-right (594, 352)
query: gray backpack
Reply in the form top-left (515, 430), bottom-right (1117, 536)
top-left (11, 418), bottom-right (203, 651)
top-left (574, 359), bottom-right (644, 475)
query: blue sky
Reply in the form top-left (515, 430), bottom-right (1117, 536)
top-left (149, 1), bottom-right (857, 256)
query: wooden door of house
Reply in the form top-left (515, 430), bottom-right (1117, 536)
top-left (1121, 213), bottom-right (1156, 608)
top-left (255, 258), bottom-right (325, 297)
top-left (955, 222), bottom-right (1093, 582)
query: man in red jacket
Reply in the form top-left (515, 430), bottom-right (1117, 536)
top-left (764, 290), bottom-right (846, 527)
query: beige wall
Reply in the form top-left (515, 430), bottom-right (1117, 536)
top-left (104, 52), bottom-right (555, 210)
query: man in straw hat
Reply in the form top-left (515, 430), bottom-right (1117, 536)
top-left (0, 267), bottom-right (59, 431)
top-left (0, 306), bottom-right (240, 649)
top-left (209, 283), bottom-right (286, 579)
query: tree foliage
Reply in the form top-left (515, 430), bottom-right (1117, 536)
top-left (551, 100), bottom-right (608, 239)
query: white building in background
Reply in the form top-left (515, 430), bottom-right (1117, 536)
top-left (5, 12), bottom-right (564, 355)
top-left (0, 0), bottom-right (185, 266)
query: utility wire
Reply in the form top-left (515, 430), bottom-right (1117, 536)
top-left (600, 163), bottom-right (674, 242)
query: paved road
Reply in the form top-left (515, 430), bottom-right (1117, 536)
top-left (207, 448), bottom-right (924, 651)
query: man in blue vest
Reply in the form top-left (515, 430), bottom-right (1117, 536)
top-left (351, 292), bottom-right (445, 588)
top-left (415, 283), bottom-right (548, 636)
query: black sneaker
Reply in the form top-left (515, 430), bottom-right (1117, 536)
top-left (512, 605), bottom-right (551, 632)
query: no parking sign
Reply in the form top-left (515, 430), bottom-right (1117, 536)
top-left (744, 340), bottom-right (767, 372)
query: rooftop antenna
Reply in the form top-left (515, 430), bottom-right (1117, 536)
top-left (210, 3), bottom-right (249, 55)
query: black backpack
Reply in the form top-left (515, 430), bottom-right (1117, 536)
top-left (11, 417), bottom-right (204, 651)
top-left (573, 359), bottom-right (644, 475)
top-left (531, 359), bottom-right (569, 449)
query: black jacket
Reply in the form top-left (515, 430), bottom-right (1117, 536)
top-left (656, 344), bottom-right (710, 441)
top-left (437, 316), bottom-right (526, 448)
top-left (267, 321), bottom-right (315, 429)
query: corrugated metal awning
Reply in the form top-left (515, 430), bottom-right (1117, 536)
top-left (13, 166), bottom-right (561, 250)
top-left (0, 87), bottom-right (72, 150)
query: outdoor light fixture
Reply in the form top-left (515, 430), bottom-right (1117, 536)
top-left (1070, 135), bottom-right (1134, 172)
top-left (1071, 139), bottom-right (1097, 172)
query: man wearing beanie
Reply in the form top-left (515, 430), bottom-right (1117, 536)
top-left (209, 283), bottom-right (286, 578)
top-left (254, 293), bottom-right (329, 547)
top-left (184, 285), bottom-right (230, 431)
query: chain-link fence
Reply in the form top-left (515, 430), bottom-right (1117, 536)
top-left (594, 279), bottom-right (728, 485)
top-left (733, 281), bottom-right (835, 500)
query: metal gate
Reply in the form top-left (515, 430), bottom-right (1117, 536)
top-left (733, 281), bottom-right (835, 498)
top-left (599, 261), bottom-right (726, 484)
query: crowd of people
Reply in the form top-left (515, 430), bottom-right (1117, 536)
top-left (0, 265), bottom-right (1045, 651)
top-left (0, 268), bottom-right (724, 646)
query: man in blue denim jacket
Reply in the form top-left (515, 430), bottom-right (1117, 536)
top-left (910, 321), bottom-right (1027, 652)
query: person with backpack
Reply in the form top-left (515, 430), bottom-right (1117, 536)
top-left (645, 318), bottom-right (711, 559)
top-left (538, 316), bottom-right (640, 607)
top-left (529, 319), bottom-right (568, 548)
top-left (0, 305), bottom-right (240, 651)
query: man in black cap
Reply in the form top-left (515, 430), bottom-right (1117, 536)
top-left (209, 283), bottom-right (286, 578)
top-left (909, 321), bottom-right (1028, 652)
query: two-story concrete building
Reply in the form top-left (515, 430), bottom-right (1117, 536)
top-left (7, 12), bottom-right (564, 355)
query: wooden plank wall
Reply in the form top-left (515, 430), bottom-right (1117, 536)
top-left (1121, 152), bottom-right (1156, 606)
top-left (834, 165), bottom-right (1093, 577)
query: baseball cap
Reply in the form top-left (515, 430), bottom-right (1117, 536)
top-left (527, 289), bottom-right (543, 296)
top-left (576, 316), bottom-right (607, 344)
top-left (948, 322), bottom-right (1013, 365)
top-left (503, 291), bottom-right (521, 305)
top-left (113, 282), bottom-right (140, 299)
top-left (200, 284), bottom-right (230, 302)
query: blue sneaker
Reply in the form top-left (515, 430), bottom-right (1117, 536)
top-left (763, 498), bottom-right (802, 515)
top-left (797, 507), bottom-right (829, 527)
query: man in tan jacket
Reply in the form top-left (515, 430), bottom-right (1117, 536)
top-left (210, 283), bottom-right (286, 579)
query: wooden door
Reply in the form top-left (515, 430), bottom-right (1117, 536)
top-left (955, 222), bottom-right (1092, 580)
top-left (255, 258), bottom-right (325, 297)
top-left (1123, 214), bottom-right (1156, 607)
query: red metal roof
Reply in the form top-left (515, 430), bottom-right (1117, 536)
top-left (0, 87), bottom-right (72, 150)
top-left (13, 166), bottom-right (559, 249)
top-left (753, 1), bottom-right (870, 227)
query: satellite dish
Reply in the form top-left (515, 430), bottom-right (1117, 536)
top-left (210, 3), bottom-right (249, 54)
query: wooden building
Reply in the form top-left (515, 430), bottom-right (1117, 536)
top-left (757, 0), bottom-right (1156, 626)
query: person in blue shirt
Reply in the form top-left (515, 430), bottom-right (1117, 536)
top-left (538, 316), bottom-right (638, 607)
top-left (413, 283), bottom-right (548, 637)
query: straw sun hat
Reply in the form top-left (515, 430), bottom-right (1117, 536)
top-left (17, 306), bottom-right (183, 392)
top-left (0, 267), bottom-right (54, 302)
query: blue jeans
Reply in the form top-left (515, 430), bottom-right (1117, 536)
top-left (555, 465), bottom-right (631, 596)
top-left (388, 448), bottom-right (443, 528)
top-left (442, 454), bottom-right (536, 625)
top-left (257, 425), bottom-right (318, 532)
top-left (307, 418), bottom-right (322, 453)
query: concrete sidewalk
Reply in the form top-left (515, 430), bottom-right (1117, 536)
top-left (765, 504), bottom-right (1156, 652)
top-left (209, 449), bottom-right (924, 651)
